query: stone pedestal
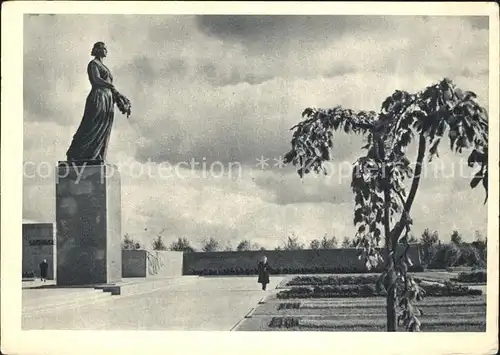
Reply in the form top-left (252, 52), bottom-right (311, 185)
top-left (55, 162), bottom-right (122, 285)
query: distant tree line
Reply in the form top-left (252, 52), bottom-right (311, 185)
top-left (121, 229), bottom-right (487, 269)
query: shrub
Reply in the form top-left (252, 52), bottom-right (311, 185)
top-left (22, 271), bottom-right (36, 278)
top-left (452, 271), bottom-right (487, 283)
top-left (429, 243), bottom-right (485, 269)
top-left (429, 243), bottom-right (461, 268)
top-left (190, 263), bottom-right (424, 276)
top-left (456, 245), bottom-right (481, 267)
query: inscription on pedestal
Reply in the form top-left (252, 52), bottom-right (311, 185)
top-left (55, 162), bottom-right (122, 285)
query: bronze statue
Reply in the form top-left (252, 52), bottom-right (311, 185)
top-left (66, 42), bottom-right (131, 163)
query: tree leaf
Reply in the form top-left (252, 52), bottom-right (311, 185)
top-left (365, 259), bottom-right (372, 271)
top-left (428, 139), bottom-right (440, 162)
top-left (355, 193), bottom-right (364, 207)
top-left (470, 169), bottom-right (483, 189)
top-left (354, 208), bottom-right (364, 225)
top-left (482, 169), bottom-right (488, 192)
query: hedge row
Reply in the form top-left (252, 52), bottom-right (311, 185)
top-left (22, 271), bottom-right (36, 278)
top-left (452, 271), bottom-right (487, 284)
top-left (277, 283), bottom-right (482, 299)
top-left (188, 265), bottom-right (425, 276)
top-left (287, 275), bottom-right (381, 286)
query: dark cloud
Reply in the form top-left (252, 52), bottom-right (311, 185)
top-left (252, 170), bottom-right (354, 206)
top-left (196, 61), bottom-right (274, 87)
top-left (114, 55), bottom-right (157, 86)
top-left (195, 15), bottom-right (389, 48)
top-left (133, 127), bottom-right (293, 167)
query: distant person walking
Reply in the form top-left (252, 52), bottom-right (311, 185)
top-left (257, 256), bottom-right (271, 291)
top-left (39, 259), bottom-right (49, 282)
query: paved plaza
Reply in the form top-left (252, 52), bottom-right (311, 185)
top-left (22, 276), bottom-right (284, 330)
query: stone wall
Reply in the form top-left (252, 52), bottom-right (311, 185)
top-left (122, 250), bottom-right (147, 277)
top-left (22, 223), bottom-right (56, 279)
top-left (146, 251), bottom-right (183, 277)
top-left (182, 244), bottom-right (423, 275)
top-left (122, 250), bottom-right (183, 278)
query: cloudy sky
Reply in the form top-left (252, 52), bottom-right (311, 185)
top-left (23, 14), bottom-right (489, 249)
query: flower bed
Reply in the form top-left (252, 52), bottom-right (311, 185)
top-left (277, 283), bottom-right (482, 299)
top-left (268, 316), bottom-right (300, 328)
top-left (286, 275), bottom-right (380, 286)
top-left (451, 271), bottom-right (487, 284)
top-left (189, 265), bottom-right (424, 276)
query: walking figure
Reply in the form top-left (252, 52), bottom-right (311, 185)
top-left (257, 256), bottom-right (271, 291)
top-left (39, 259), bottom-right (49, 282)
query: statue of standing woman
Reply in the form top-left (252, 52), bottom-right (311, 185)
top-left (66, 42), bottom-right (131, 163)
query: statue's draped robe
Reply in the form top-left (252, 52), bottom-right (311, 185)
top-left (66, 59), bottom-right (115, 162)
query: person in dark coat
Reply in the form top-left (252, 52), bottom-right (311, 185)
top-left (39, 259), bottom-right (49, 282)
top-left (257, 256), bottom-right (271, 290)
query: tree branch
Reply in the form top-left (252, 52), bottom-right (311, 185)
top-left (404, 133), bottom-right (427, 211)
top-left (391, 132), bottom-right (426, 244)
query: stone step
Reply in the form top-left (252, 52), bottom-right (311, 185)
top-left (96, 276), bottom-right (198, 295)
top-left (23, 277), bottom-right (199, 314)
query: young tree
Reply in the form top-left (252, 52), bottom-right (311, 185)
top-left (236, 239), bottom-right (263, 251)
top-left (309, 239), bottom-right (321, 249)
top-left (223, 241), bottom-right (233, 251)
top-left (420, 228), bottom-right (439, 245)
top-left (450, 230), bottom-right (463, 245)
top-left (253, 243), bottom-right (264, 251)
top-left (169, 237), bottom-right (195, 252)
top-left (407, 234), bottom-right (418, 243)
top-left (282, 234), bottom-right (305, 250)
top-left (122, 233), bottom-right (141, 250)
top-left (202, 237), bottom-right (220, 252)
top-left (471, 230), bottom-right (487, 265)
top-left (152, 235), bottom-right (167, 251)
top-left (284, 78), bottom-right (488, 332)
top-left (420, 229), bottom-right (439, 266)
top-left (237, 240), bottom-right (250, 251)
top-left (320, 235), bottom-right (338, 249)
top-left (341, 237), bottom-right (351, 248)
